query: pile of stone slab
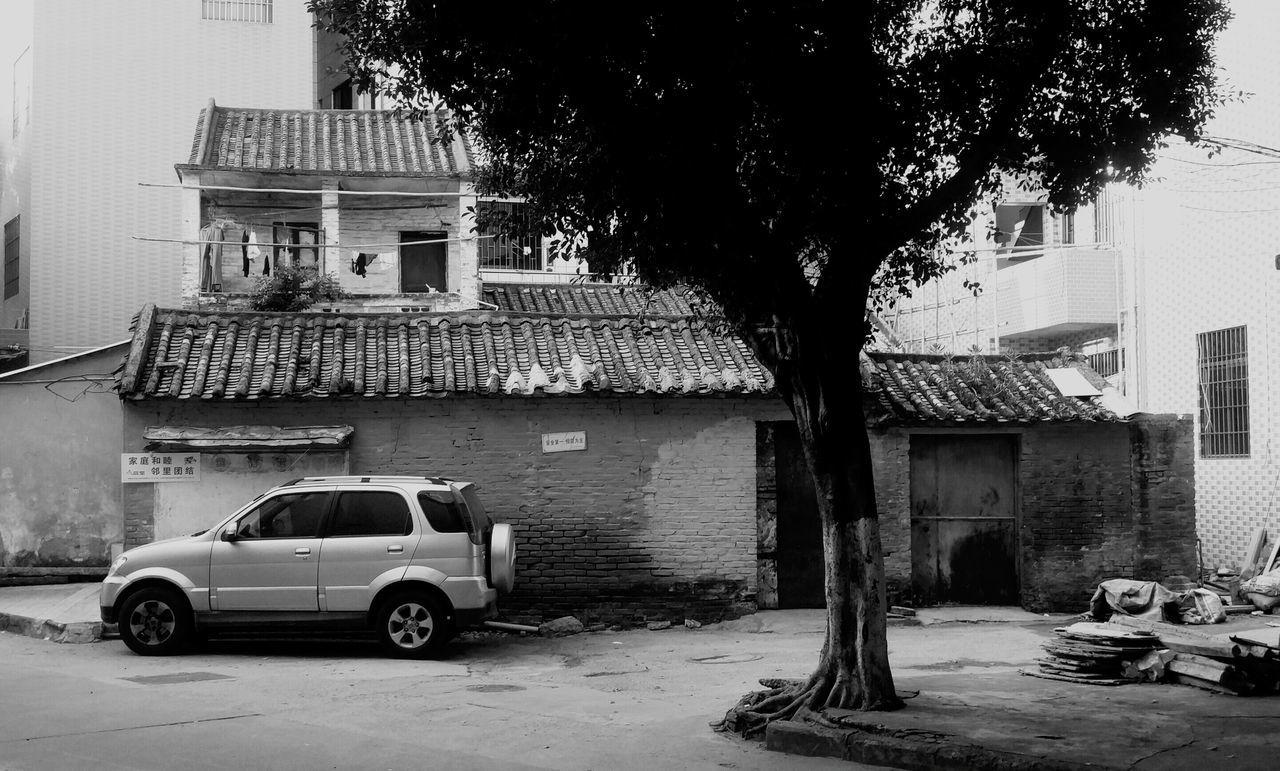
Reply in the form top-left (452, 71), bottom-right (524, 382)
top-left (1024, 622), bottom-right (1167, 686)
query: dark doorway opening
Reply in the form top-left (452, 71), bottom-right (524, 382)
top-left (400, 231), bottom-right (447, 293)
top-left (773, 422), bottom-right (824, 608)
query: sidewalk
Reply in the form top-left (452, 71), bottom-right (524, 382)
top-left (4, 583), bottom-right (1280, 770)
top-left (0, 581), bottom-right (113, 643)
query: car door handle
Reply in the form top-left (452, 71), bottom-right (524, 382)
top-left (295, 547), bottom-right (311, 557)
top-left (387, 545), bottom-right (403, 554)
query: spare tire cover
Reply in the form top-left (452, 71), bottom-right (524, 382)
top-left (488, 523), bottom-right (516, 593)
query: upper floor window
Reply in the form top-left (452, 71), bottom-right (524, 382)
top-left (332, 79), bottom-right (353, 110)
top-left (202, 0), bottom-right (273, 23)
top-left (12, 48), bottom-right (30, 138)
top-left (272, 222), bottom-right (321, 269)
top-left (329, 79), bottom-right (377, 110)
top-left (4, 216), bottom-right (18, 299)
top-left (476, 201), bottom-right (544, 271)
top-left (1197, 325), bottom-right (1249, 457)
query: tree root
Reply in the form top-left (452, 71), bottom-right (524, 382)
top-left (712, 674), bottom-right (904, 739)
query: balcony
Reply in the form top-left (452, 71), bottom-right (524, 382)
top-left (995, 248), bottom-right (1119, 338)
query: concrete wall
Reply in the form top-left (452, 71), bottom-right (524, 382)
top-left (0, 346), bottom-right (127, 568)
top-left (122, 395), bottom-right (792, 625)
top-left (19, 1), bottom-right (317, 364)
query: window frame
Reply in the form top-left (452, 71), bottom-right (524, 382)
top-left (476, 201), bottom-right (545, 271)
top-left (1197, 325), bottom-right (1250, 458)
top-left (201, 0), bottom-right (273, 23)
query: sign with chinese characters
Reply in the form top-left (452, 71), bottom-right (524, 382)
top-left (121, 453), bottom-right (201, 483)
top-left (541, 431), bottom-right (587, 454)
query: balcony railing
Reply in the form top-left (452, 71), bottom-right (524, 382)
top-left (996, 248), bottom-right (1119, 338)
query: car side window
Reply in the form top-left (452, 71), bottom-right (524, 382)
top-left (329, 491), bottom-right (413, 537)
top-left (418, 491), bottom-right (467, 533)
top-left (235, 492), bottom-right (328, 539)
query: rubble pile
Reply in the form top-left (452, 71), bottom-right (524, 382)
top-left (1026, 622), bottom-right (1164, 685)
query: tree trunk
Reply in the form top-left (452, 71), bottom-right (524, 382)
top-left (790, 343), bottom-right (900, 713)
top-left (716, 312), bottom-right (901, 736)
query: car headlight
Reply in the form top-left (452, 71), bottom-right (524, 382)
top-left (107, 554), bottom-right (128, 577)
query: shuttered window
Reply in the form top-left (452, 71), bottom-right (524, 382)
top-left (3, 216), bottom-right (17, 299)
top-left (201, 1), bottom-right (272, 23)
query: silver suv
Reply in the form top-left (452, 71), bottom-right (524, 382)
top-left (100, 476), bottom-right (515, 659)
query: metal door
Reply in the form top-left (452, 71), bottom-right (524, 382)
top-left (910, 435), bottom-right (1017, 605)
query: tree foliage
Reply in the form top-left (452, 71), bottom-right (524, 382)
top-left (311, 0), bottom-right (1230, 731)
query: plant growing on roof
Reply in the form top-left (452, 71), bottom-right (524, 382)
top-left (311, 0), bottom-right (1231, 734)
top-left (247, 264), bottom-right (346, 312)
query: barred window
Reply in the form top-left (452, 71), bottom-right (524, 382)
top-left (202, 1), bottom-right (272, 23)
top-left (1197, 326), bottom-right (1249, 457)
top-left (476, 201), bottom-right (544, 271)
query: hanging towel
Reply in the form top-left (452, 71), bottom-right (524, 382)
top-left (241, 230), bottom-right (250, 276)
top-left (199, 224), bottom-right (224, 292)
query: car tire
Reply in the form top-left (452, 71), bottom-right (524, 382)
top-left (119, 586), bottom-right (193, 656)
top-left (488, 523), bottom-right (516, 594)
top-left (375, 592), bottom-right (451, 659)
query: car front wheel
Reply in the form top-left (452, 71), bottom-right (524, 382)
top-left (119, 586), bottom-right (192, 656)
top-left (375, 592), bottom-right (450, 659)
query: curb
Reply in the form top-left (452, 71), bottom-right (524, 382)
top-left (0, 611), bottom-right (113, 644)
top-left (766, 719), bottom-right (1114, 771)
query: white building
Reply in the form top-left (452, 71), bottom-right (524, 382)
top-left (1, 1), bottom-right (318, 366)
top-left (880, 0), bottom-right (1280, 575)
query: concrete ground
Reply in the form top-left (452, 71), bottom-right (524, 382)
top-left (4, 583), bottom-right (1280, 770)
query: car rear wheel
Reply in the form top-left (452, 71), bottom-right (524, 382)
top-left (119, 586), bottom-right (192, 656)
top-left (375, 592), bottom-right (450, 659)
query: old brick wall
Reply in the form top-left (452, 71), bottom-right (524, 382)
top-left (1019, 423), bottom-right (1134, 612)
top-left (1017, 419), bottom-right (1196, 612)
top-left (1128, 414), bottom-right (1197, 581)
top-left (123, 396), bottom-right (790, 625)
top-left (869, 428), bottom-right (912, 602)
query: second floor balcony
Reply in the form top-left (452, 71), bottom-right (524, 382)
top-left (996, 247), bottom-right (1119, 338)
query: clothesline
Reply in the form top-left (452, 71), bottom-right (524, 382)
top-left (132, 235), bottom-right (495, 249)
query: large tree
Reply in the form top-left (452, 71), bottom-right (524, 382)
top-left (310, 0), bottom-right (1229, 734)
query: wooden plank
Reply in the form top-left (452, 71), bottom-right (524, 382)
top-left (1229, 628), bottom-right (1280, 650)
top-left (1242, 527), bottom-right (1267, 577)
top-left (1266, 539), bottom-right (1280, 576)
top-left (1166, 672), bottom-right (1245, 695)
top-left (1168, 656), bottom-right (1234, 681)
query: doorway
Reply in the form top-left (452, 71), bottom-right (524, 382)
top-left (400, 231), bottom-right (447, 293)
top-left (910, 434), bottom-right (1018, 605)
top-left (773, 422), bottom-right (824, 608)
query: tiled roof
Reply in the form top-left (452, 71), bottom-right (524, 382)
top-left (481, 283), bottom-right (702, 316)
top-left (116, 291), bottom-right (1121, 424)
top-left (860, 350), bottom-right (1120, 425)
top-left (117, 304), bottom-right (775, 401)
top-left (181, 99), bottom-right (473, 177)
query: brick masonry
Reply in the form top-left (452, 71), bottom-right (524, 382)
top-left (123, 396), bottom-right (792, 626)
top-left (755, 416), bottom-right (1196, 613)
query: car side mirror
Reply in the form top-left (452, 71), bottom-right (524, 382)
top-left (220, 525), bottom-right (239, 542)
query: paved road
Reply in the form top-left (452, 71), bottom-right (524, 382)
top-left (4, 611), bottom-right (958, 771)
